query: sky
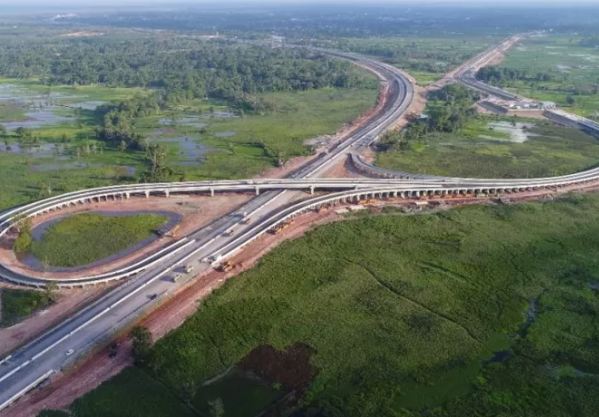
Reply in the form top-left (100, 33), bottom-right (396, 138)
top-left (2, 0), bottom-right (599, 5)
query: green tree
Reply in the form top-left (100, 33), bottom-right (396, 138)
top-left (130, 325), bottom-right (152, 363)
top-left (15, 127), bottom-right (32, 140)
top-left (45, 281), bottom-right (60, 303)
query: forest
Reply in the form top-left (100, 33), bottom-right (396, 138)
top-left (378, 84), bottom-right (479, 151)
top-left (476, 67), bottom-right (554, 84)
top-left (0, 37), bottom-right (371, 102)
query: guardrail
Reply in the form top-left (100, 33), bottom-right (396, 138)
top-left (0, 369), bottom-right (54, 412)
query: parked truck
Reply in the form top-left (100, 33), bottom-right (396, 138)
top-left (216, 261), bottom-right (233, 273)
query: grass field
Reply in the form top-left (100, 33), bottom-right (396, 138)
top-left (376, 116), bottom-right (599, 178)
top-left (39, 194), bottom-right (599, 416)
top-left (493, 35), bottom-right (599, 118)
top-left (1, 288), bottom-right (54, 327)
top-left (136, 86), bottom-right (379, 179)
top-left (29, 213), bottom-right (169, 267)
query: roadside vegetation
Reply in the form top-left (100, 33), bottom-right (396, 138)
top-left (477, 35), bottom-right (599, 119)
top-left (325, 36), bottom-right (497, 86)
top-left (26, 213), bottom-right (170, 268)
top-left (38, 193), bottom-right (599, 416)
top-left (1, 286), bottom-right (58, 327)
top-left (375, 84), bottom-right (599, 178)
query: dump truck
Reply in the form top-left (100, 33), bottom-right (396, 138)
top-left (316, 205), bottom-right (329, 214)
top-left (358, 199), bottom-right (379, 205)
top-left (185, 265), bottom-right (194, 273)
top-left (268, 219), bottom-right (295, 235)
top-left (216, 261), bottom-right (233, 273)
top-left (172, 273), bottom-right (183, 282)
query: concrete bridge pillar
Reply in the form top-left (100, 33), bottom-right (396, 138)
top-left (255, 186), bottom-right (260, 196)
top-left (310, 185), bottom-right (315, 195)
top-left (164, 190), bottom-right (170, 198)
top-left (144, 191), bottom-right (150, 198)
top-left (210, 187), bottom-right (215, 197)
top-left (125, 192), bottom-right (130, 199)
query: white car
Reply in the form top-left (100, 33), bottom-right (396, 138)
top-left (66, 349), bottom-right (75, 356)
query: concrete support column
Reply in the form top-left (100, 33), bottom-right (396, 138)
top-left (310, 185), bottom-right (315, 195)
top-left (255, 186), bottom-right (260, 196)
top-left (144, 191), bottom-right (150, 198)
top-left (210, 187), bottom-right (215, 197)
top-left (164, 190), bottom-right (170, 198)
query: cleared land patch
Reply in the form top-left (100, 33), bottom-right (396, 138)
top-left (27, 213), bottom-right (169, 268)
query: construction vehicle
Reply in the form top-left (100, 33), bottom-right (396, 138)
top-left (268, 219), bottom-right (295, 235)
top-left (185, 265), bottom-right (194, 273)
top-left (241, 216), bottom-right (251, 224)
top-left (160, 224), bottom-right (180, 238)
top-left (358, 199), bottom-right (379, 205)
top-left (315, 205), bottom-right (329, 214)
top-left (216, 261), bottom-right (233, 273)
top-left (172, 273), bottom-right (183, 282)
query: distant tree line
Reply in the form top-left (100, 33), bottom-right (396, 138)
top-left (0, 37), bottom-right (373, 105)
top-left (476, 67), bottom-right (554, 84)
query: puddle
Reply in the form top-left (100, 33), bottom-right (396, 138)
top-left (556, 64), bottom-right (571, 73)
top-left (199, 110), bottom-right (237, 119)
top-left (158, 117), bottom-right (208, 129)
top-left (214, 131), bottom-right (237, 137)
top-left (484, 350), bottom-right (513, 365)
top-left (148, 136), bottom-right (208, 165)
top-left (0, 141), bottom-right (70, 159)
top-left (3, 108), bottom-right (74, 130)
top-left (479, 122), bottom-right (539, 143)
top-left (66, 101), bottom-right (106, 110)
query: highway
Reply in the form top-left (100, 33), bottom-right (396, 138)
top-left (0, 48), bottom-right (414, 412)
top-left (2, 36), bottom-right (599, 413)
